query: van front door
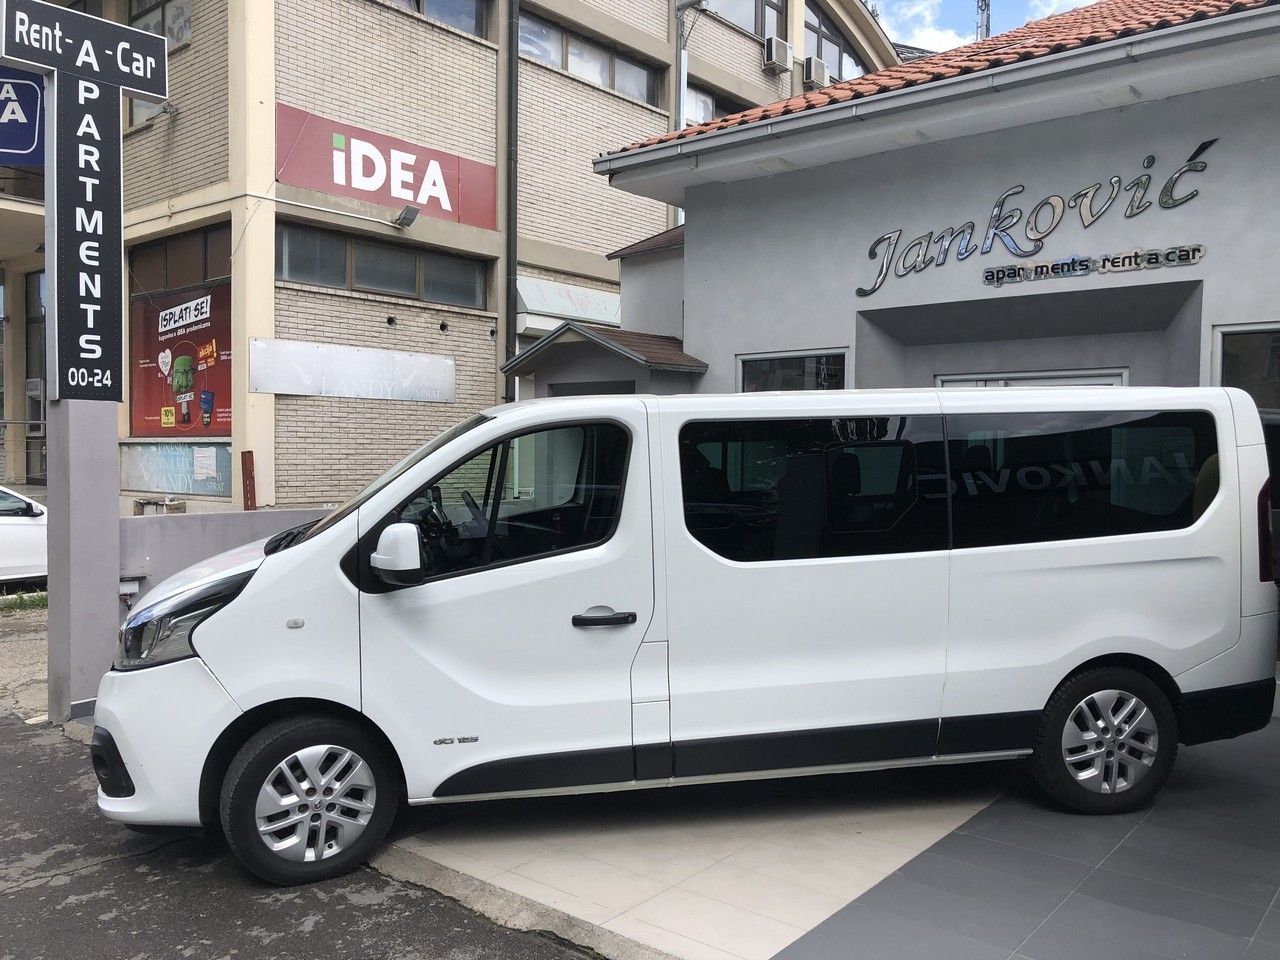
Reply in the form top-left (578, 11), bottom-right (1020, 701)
top-left (358, 404), bottom-right (654, 801)
top-left (661, 395), bottom-right (952, 778)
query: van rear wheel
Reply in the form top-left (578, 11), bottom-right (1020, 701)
top-left (1030, 667), bottom-right (1177, 814)
top-left (219, 715), bottom-right (400, 885)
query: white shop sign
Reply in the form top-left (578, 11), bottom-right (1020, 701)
top-left (249, 338), bottom-right (456, 403)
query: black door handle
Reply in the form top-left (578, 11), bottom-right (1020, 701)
top-left (572, 611), bottom-right (637, 627)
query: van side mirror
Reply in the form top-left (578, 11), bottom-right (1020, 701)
top-left (371, 522), bottom-right (425, 587)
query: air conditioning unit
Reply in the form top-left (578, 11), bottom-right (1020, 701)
top-left (762, 36), bottom-right (792, 75)
top-left (803, 56), bottom-right (831, 89)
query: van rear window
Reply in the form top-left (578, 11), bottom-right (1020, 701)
top-left (948, 410), bottom-right (1219, 549)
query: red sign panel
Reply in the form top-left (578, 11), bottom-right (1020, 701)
top-left (275, 103), bottom-right (498, 231)
top-left (130, 285), bottom-right (233, 438)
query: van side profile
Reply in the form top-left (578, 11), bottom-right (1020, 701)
top-left (91, 387), bottom-right (1278, 884)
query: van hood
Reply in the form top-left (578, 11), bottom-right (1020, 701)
top-left (131, 538), bottom-right (268, 615)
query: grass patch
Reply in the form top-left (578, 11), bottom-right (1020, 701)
top-left (0, 592), bottom-right (48, 613)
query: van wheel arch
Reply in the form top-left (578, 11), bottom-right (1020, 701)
top-left (198, 699), bottom-right (405, 830)
top-left (1051, 653), bottom-right (1183, 736)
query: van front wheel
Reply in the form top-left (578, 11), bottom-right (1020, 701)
top-left (1030, 667), bottom-right (1177, 815)
top-left (219, 715), bottom-right (400, 885)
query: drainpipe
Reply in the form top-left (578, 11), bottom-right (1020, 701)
top-left (503, 0), bottom-right (520, 403)
top-left (673, 0), bottom-right (705, 227)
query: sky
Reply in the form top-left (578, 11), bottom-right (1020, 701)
top-left (876, 0), bottom-right (1084, 52)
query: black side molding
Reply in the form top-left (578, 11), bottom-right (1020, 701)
top-left (433, 745), bottom-right (634, 797)
top-left (937, 711), bottom-right (1040, 755)
top-left (1179, 678), bottom-right (1275, 746)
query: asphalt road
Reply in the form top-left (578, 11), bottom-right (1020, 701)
top-left (0, 711), bottom-right (589, 960)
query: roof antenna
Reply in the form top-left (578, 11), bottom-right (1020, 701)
top-left (977, 0), bottom-right (991, 40)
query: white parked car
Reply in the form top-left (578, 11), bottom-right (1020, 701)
top-left (92, 388), bottom-right (1277, 885)
top-left (0, 485), bottom-right (47, 583)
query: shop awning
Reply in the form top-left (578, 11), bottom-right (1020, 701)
top-left (502, 321), bottom-right (708, 377)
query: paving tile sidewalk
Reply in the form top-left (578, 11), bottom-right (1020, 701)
top-left (385, 762), bottom-right (1005, 960)
top-left (777, 710), bottom-right (1280, 960)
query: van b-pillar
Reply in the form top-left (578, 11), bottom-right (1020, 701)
top-left (0, 0), bottom-right (167, 722)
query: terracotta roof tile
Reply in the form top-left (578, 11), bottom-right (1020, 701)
top-left (608, 0), bottom-right (1274, 157)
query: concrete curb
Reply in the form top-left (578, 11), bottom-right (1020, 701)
top-left (370, 841), bottom-right (680, 960)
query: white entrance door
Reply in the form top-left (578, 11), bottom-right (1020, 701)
top-left (937, 369), bottom-right (1127, 388)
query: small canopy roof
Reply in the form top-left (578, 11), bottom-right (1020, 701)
top-left (501, 321), bottom-right (708, 377)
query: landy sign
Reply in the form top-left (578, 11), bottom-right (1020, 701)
top-left (854, 140), bottom-right (1217, 298)
top-left (0, 0), bottom-right (168, 402)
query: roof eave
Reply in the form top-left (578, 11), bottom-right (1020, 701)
top-left (593, 5), bottom-right (1280, 179)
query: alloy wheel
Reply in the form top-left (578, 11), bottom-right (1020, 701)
top-left (1060, 689), bottom-right (1159, 794)
top-left (253, 744), bottom-right (377, 862)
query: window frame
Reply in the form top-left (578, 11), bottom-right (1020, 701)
top-left (128, 0), bottom-right (191, 124)
top-left (709, 0), bottom-right (786, 40)
top-left (359, 417), bottom-right (634, 591)
top-left (804, 0), bottom-right (867, 81)
top-left (737, 348), bottom-right (849, 392)
top-left (275, 222), bottom-right (489, 311)
top-left (390, 0), bottom-right (487, 38)
top-left (684, 84), bottom-right (748, 128)
top-left (517, 12), bottom-right (660, 107)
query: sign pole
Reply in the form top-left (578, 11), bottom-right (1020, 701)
top-left (0, 0), bottom-right (167, 722)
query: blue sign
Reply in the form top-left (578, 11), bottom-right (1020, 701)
top-left (0, 66), bottom-right (42, 165)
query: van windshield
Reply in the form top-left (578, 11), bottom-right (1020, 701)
top-left (299, 414), bottom-right (491, 544)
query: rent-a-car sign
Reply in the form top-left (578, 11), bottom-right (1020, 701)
top-left (275, 103), bottom-right (497, 231)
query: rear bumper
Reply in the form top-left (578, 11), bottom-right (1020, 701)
top-left (1179, 678), bottom-right (1275, 746)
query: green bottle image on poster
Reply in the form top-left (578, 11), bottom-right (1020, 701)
top-left (171, 354), bottom-right (195, 424)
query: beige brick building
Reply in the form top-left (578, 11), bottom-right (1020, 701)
top-left (0, 0), bottom-right (897, 508)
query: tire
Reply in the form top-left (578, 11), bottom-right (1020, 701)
top-left (1030, 667), bottom-right (1178, 815)
top-left (219, 715), bottom-right (401, 885)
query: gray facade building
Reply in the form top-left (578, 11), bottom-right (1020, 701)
top-left (513, 0), bottom-right (1280, 483)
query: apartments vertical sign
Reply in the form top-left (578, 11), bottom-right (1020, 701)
top-left (0, 0), bottom-right (166, 400)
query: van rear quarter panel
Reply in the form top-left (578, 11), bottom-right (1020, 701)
top-left (939, 389), bottom-right (1243, 720)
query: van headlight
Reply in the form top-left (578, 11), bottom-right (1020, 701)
top-left (116, 572), bottom-right (253, 671)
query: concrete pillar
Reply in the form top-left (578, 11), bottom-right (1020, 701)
top-left (46, 400), bottom-right (120, 721)
top-left (2, 274), bottom-right (27, 484)
top-left (227, 0), bottom-right (277, 506)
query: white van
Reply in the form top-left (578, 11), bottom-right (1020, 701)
top-left (92, 387), bottom-right (1277, 884)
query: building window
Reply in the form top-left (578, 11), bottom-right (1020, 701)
top-left (381, 0), bottom-right (485, 37)
top-left (741, 353), bottom-right (846, 391)
top-left (684, 85), bottom-right (746, 127)
top-left (679, 416), bottom-right (948, 561)
top-left (948, 411), bottom-right (1219, 549)
top-left (129, 0), bottom-right (191, 124)
top-left (518, 13), bottom-right (659, 106)
top-left (276, 222), bottom-right (488, 310)
top-left (805, 0), bottom-right (867, 80)
top-left (707, 0), bottom-right (785, 39)
top-left (130, 0), bottom-right (192, 48)
top-left (1221, 329), bottom-right (1280, 506)
top-left (130, 224), bottom-right (234, 296)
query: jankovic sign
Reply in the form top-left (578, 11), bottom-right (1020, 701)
top-left (854, 139), bottom-right (1217, 298)
top-left (0, 0), bottom-right (167, 401)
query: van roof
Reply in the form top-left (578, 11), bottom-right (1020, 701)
top-left (487, 386), bottom-right (1233, 416)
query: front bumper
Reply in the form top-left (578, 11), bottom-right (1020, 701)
top-left (94, 658), bottom-right (241, 827)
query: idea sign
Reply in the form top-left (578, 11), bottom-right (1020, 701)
top-left (0, 0), bottom-right (167, 402)
top-left (275, 103), bottom-right (497, 231)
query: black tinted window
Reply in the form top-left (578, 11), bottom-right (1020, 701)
top-left (949, 410), bottom-right (1218, 549)
top-left (399, 423), bottom-right (629, 578)
top-left (679, 417), bottom-right (948, 561)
